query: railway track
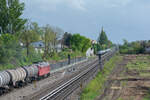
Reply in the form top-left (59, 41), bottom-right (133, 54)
top-left (22, 58), bottom-right (98, 100)
top-left (22, 48), bottom-right (117, 100)
top-left (29, 50), bottom-right (116, 100)
top-left (0, 57), bottom-right (95, 100)
top-left (40, 59), bottom-right (99, 100)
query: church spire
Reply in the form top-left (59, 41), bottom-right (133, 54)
top-left (101, 26), bottom-right (104, 32)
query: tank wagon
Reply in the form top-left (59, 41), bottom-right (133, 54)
top-left (23, 65), bottom-right (38, 82)
top-left (0, 62), bottom-right (51, 95)
top-left (0, 71), bottom-right (11, 87)
top-left (0, 71), bottom-right (11, 94)
top-left (7, 67), bottom-right (27, 87)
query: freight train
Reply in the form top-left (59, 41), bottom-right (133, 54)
top-left (0, 62), bottom-right (50, 94)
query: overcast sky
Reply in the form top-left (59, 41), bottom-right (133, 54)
top-left (21, 0), bottom-right (150, 43)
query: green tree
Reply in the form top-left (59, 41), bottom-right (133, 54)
top-left (82, 38), bottom-right (91, 53)
top-left (123, 39), bottom-right (128, 46)
top-left (52, 27), bottom-right (63, 51)
top-left (62, 32), bottom-right (72, 48)
top-left (131, 42), bottom-right (142, 53)
top-left (42, 25), bottom-right (63, 58)
top-left (0, 34), bottom-right (22, 64)
top-left (30, 22), bottom-right (43, 36)
top-left (97, 27), bottom-right (113, 50)
top-left (98, 27), bottom-right (108, 45)
top-left (42, 25), bottom-right (56, 58)
top-left (20, 22), bottom-right (40, 57)
top-left (71, 34), bottom-right (83, 51)
top-left (107, 40), bottom-right (113, 48)
top-left (43, 25), bottom-right (52, 57)
top-left (119, 39), bottom-right (145, 54)
top-left (119, 39), bottom-right (129, 54)
top-left (0, 0), bottom-right (26, 34)
top-left (71, 34), bottom-right (91, 53)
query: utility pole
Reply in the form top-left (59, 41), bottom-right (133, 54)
top-left (68, 54), bottom-right (71, 65)
top-left (98, 52), bottom-right (103, 71)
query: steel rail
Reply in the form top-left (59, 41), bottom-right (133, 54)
top-left (40, 50), bottom-right (116, 100)
top-left (40, 61), bottom-right (98, 100)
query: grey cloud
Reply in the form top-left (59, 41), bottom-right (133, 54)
top-left (21, 0), bottom-right (150, 43)
top-left (21, 0), bottom-right (87, 11)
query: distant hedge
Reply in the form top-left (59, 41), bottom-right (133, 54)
top-left (119, 39), bottom-right (148, 54)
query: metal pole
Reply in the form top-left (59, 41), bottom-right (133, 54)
top-left (68, 54), bottom-right (71, 65)
top-left (99, 53), bottom-right (103, 71)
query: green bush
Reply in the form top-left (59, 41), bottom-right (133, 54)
top-left (119, 40), bottom-right (145, 54)
top-left (71, 34), bottom-right (91, 53)
top-left (28, 46), bottom-right (43, 63)
top-left (0, 34), bottom-right (21, 64)
top-left (0, 34), bottom-right (24, 70)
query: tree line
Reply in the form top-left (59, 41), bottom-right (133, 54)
top-left (0, 0), bottom-right (114, 70)
top-left (119, 39), bottom-right (150, 54)
top-left (0, 0), bottom-right (93, 69)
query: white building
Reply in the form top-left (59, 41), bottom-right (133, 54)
top-left (31, 40), bottom-right (62, 53)
top-left (31, 41), bottom-right (45, 53)
top-left (86, 48), bottom-right (94, 57)
top-left (91, 40), bottom-right (98, 44)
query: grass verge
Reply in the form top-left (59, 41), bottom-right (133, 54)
top-left (80, 54), bottom-right (123, 100)
top-left (126, 55), bottom-right (150, 77)
top-left (126, 56), bottom-right (150, 70)
top-left (143, 93), bottom-right (150, 100)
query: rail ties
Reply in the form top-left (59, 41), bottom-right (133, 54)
top-left (40, 48), bottom-right (117, 100)
top-left (40, 61), bottom-right (98, 100)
